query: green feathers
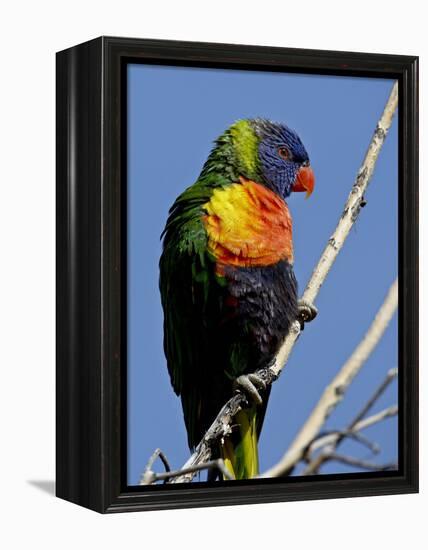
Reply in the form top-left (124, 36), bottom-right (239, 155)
top-left (199, 119), bottom-right (262, 183)
top-left (229, 120), bottom-right (261, 178)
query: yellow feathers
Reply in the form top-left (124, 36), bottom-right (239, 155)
top-left (229, 120), bottom-right (260, 176)
top-left (221, 409), bottom-right (259, 480)
top-left (203, 177), bottom-right (293, 269)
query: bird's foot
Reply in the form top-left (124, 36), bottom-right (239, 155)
top-left (298, 299), bottom-right (318, 330)
top-left (233, 373), bottom-right (266, 406)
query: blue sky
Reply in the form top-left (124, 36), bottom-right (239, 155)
top-left (127, 64), bottom-right (398, 485)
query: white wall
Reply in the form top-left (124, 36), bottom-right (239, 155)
top-left (0, 1), bottom-right (424, 548)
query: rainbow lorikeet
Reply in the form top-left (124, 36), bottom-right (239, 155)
top-left (159, 118), bottom-right (315, 480)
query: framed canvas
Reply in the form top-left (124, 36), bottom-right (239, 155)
top-left (56, 36), bottom-right (418, 513)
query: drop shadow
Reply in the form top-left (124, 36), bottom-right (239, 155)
top-left (27, 480), bottom-right (56, 496)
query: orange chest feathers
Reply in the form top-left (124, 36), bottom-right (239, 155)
top-left (202, 177), bottom-right (293, 269)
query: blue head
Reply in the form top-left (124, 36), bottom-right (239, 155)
top-left (250, 118), bottom-right (314, 199)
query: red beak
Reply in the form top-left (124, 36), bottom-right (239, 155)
top-left (292, 165), bottom-right (315, 198)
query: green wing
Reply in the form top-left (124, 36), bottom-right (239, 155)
top-left (159, 181), bottom-right (220, 448)
top-left (159, 175), bottom-right (271, 454)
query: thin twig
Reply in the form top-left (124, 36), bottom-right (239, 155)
top-left (317, 452), bottom-right (397, 472)
top-left (146, 448), bottom-right (171, 473)
top-left (304, 429), bottom-right (380, 457)
top-left (168, 81), bottom-right (398, 484)
top-left (140, 448), bottom-right (171, 485)
top-left (140, 458), bottom-right (234, 485)
top-left (353, 405), bottom-right (398, 432)
top-left (305, 405), bottom-right (398, 455)
top-left (302, 369), bottom-right (398, 475)
top-left (348, 367), bottom-right (398, 429)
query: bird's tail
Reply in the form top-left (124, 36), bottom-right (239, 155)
top-left (220, 406), bottom-right (259, 480)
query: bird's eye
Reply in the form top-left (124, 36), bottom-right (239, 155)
top-left (278, 147), bottom-right (291, 160)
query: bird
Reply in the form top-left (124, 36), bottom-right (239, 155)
top-left (159, 118), bottom-right (316, 480)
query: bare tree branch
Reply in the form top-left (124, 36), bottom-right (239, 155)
top-left (269, 81), bottom-right (398, 379)
top-left (306, 429), bottom-right (381, 456)
top-left (165, 81), bottom-right (398, 484)
top-left (301, 368), bottom-right (398, 475)
top-left (141, 457), bottom-right (234, 485)
top-left (262, 280), bottom-right (398, 478)
top-left (347, 367), bottom-right (398, 430)
top-left (353, 404), bottom-right (398, 432)
top-left (144, 402), bottom-right (398, 485)
top-left (306, 404), bottom-right (398, 455)
top-left (316, 452), bottom-right (397, 472)
top-left (140, 448), bottom-right (171, 485)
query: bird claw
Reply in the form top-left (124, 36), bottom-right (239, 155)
top-left (233, 373), bottom-right (266, 406)
top-left (298, 299), bottom-right (318, 330)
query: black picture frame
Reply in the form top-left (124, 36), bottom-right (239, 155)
top-left (56, 36), bottom-right (418, 513)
